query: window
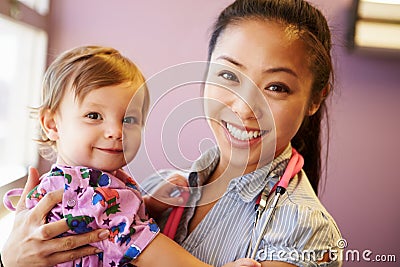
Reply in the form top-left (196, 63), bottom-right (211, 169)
top-left (0, 14), bottom-right (47, 187)
top-left (18, 0), bottom-right (50, 15)
top-left (0, 0), bottom-right (48, 250)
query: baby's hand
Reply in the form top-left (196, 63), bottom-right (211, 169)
top-left (143, 174), bottom-right (189, 218)
top-left (222, 258), bottom-right (261, 267)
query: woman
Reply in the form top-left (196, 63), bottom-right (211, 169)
top-left (1, 0), bottom-right (342, 266)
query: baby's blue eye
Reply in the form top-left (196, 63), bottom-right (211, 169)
top-left (123, 116), bottom-right (138, 124)
top-left (86, 112), bottom-right (102, 120)
top-left (219, 71), bottom-right (239, 82)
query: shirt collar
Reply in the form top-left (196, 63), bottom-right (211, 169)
top-left (188, 144), bottom-right (292, 203)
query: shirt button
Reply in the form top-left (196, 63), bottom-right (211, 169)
top-left (67, 199), bottom-right (76, 208)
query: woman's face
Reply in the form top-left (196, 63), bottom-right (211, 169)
top-left (204, 19), bottom-right (319, 173)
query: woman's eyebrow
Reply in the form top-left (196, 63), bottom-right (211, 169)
top-left (215, 55), bottom-right (244, 68)
top-left (264, 67), bottom-right (298, 78)
top-left (215, 55), bottom-right (298, 78)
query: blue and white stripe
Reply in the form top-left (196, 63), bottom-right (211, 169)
top-left (142, 145), bottom-right (342, 267)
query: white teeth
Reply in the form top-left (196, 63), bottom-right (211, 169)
top-left (226, 122), bottom-right (265, 141)
top-left (241, 131), bottom-right (247, 140)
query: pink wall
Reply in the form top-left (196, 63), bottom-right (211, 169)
top-left (47, 1), bottom-right (400, 266)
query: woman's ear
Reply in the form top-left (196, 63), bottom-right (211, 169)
top-left (40, 109), bottom-right (59, 141)
top-left (308, 100), bottom-right (321, 116)
top-left (307, 84), bottom-right (330, 116)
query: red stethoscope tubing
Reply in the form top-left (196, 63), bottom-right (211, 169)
top-left (249, 148), bottom-right (304, 259)
top-left (163, 148), bottom-right (304, 240)
top-left (257, 147), bottom-right (304, 204)
top-left (277, 148), bottom-right (303, 188)
top-left (163, 190), bottom-right (190, 239)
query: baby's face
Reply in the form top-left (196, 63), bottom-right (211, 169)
top-left (53, 83), bottom-right (145, 172)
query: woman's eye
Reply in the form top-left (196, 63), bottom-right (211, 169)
top-left (123, 116), bottom-right (138, 124)
top-left (219, 71), bottom-right (239, 82)
top-left (86, 112), bottom-right (102, 120)
top-left (265, 84), bottom-right (289, 93)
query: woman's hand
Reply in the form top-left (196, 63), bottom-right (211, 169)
top-left (143, 174), bottom-right (189, 218)
top-left (1, 167), bottom-right (110, 267)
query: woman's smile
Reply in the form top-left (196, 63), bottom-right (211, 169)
top-left (221, 120), bottom-right (270, 148)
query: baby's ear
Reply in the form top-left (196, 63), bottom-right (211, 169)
top-left (308, 84), bottom-right (330, 116)
top-left (40, 109), bottom-right (59, 141)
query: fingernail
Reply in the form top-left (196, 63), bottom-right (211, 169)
top-left (99, 230), bottom-right (110, 239)
top-left (95, 248), bottom-right (103, 253)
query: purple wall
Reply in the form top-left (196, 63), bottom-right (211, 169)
top-left (47, 1), bottom-right (400, 266)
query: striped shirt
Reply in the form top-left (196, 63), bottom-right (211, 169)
top-left (141, 145), bottom-right (342, 267)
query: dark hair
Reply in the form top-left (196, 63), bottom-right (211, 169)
top-left (208, 0), bottom-right (333, 195)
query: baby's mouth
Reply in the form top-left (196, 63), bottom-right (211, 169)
top-left (222, 120), bottom-right (268, 141)
top-left (96, 147), bottom-right (123, 154)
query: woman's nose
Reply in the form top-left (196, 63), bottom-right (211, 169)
top-left (104, 121), bottom-right (123, 140)
top-left (230, 87), bottom-right (263, 120)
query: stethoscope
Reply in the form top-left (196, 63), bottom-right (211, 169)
top-left (246, 148), bottom-right (304, 259)
top-left (163, 148), bottom-right (304, 260)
